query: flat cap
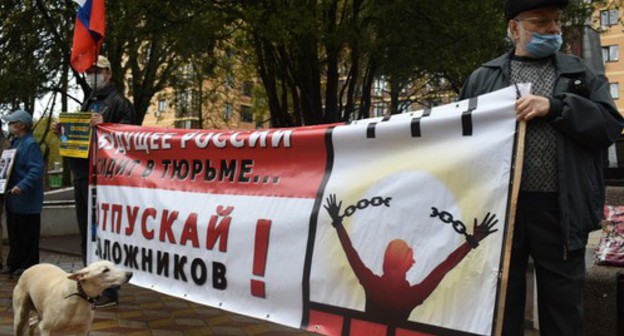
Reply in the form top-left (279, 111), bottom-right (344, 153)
top-left (2, 110), bottom-right (33, 126)
top-left (504, 0), bottom-right (569, 21)
top-left (95, 55), bottom-right (111, 70)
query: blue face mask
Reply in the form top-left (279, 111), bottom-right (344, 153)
top-left (525, 32), bottom-right (563, 58)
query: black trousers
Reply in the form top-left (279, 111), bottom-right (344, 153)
top-left (73, 177), bottom-right (89, 266)
top-left (5, 209), bottom-right (40, 271)
top-left (502, 195), bottom-right (585, 336)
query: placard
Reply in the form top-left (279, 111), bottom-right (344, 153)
top-left (0, 149), bottom-right (16, 194)
top-left (58, 112), bottom-right (92, 159)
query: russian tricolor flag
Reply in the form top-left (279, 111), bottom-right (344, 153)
top-left (70, 0), bottom-right (106, 73)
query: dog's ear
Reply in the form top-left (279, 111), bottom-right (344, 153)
top-left (68, 271), bottom-right (88, 282)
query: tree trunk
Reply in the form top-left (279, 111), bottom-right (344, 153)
top-left (324, 0), bottom-right (339, 124)
top-left (359, 60), bottom-right (376, 120)
top-left (254, 35), bottom-right (285, 127)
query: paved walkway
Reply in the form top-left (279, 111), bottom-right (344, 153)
top-left (0, 234), bottom-right (546, 335)
top-left (0, 236), bottom-right (315, 336)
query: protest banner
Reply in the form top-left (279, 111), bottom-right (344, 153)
top-left (58, 112), bottom-right (92, 159)
top-left (88, 85), bottom-right (528, 336)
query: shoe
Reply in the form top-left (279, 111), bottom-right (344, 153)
top-left (94, 295), bottom-right (118, 308)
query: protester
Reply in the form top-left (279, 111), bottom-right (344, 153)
top-left (459, 0), bottom-right (624, 334)
top-left (56, 55), bottom-right (136, 307)
top-left (0, 110), bottom-right (44, 279)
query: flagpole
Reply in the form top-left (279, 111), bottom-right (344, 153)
top-left (89, 51), bottom-right (98, 263)
top-left (71, 0), bottom-right (106, 263)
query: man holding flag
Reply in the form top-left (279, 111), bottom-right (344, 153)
top-left (60, 0), bottom-right (137, 308)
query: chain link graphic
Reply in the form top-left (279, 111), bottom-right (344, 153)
top-left (343, 196), bottom-right (392, 217)
top-left (430, 206), bottom-right (478, 247)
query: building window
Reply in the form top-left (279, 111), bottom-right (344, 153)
top-left (175, 90), bottom-right (193, 116)
top-left (610, 83), bottom-right (620, 100)
top-left (242, 81), bottom-right (254, 96)
top-left (157, 99), bottom-right (167, 113)
top-left (180, 120), bottom-right (192, 129)
top-left (373, 78), bottom-right (386, 95)
top-left (373, 102), bottom-right (385, 117)
top-left (240, 105), bottom-right (253, 123)
top-left (225, 75), bottom-right (235, 89)
top-left (223, 103), bottom-right (233, 120)
top-left (181, 64), bottom-right (194, 78)
top-left (601, 9), bottom-right (619, 27)
top-left (602, 45), bottom-right (619, 62)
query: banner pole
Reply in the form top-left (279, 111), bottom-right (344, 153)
top-left (494, 120), bottom-right (526, 336)
top-left (88, 126), bottom-right (97, 264)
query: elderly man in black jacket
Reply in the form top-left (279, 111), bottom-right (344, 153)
top-left (460, 0), bottom-right (623, 335)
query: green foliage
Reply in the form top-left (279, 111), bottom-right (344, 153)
top-left (0, 0), bottom-right (602, 129)
top-left (225, 0), bottom-right (511, 124)
top-left (104, 0), bottom-right (229, 125)
top-left (565, 0), bottom-right (611, 26)
top-left (371, 0), bottom-right (508, 95)
top-left (0, 1), bottom-right (69, 114)
top-left (0, 0), bottom-right (228, 126)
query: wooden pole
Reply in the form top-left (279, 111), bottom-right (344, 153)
top-left (494, 120), bottom-right (526, 336)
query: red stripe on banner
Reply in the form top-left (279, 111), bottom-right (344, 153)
top-left (94, 124), bottom-right (332, 198)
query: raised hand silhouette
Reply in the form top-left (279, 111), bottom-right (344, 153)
top-left (324, 194), bottom-right (343, 227)
top-left (467, 212), bottom-right (499, 248)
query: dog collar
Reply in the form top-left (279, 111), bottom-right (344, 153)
top-left (65, 281), bottom-right (99, 309)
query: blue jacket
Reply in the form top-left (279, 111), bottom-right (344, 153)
top-left (5, 133), bottom-right (44, 214)
top-left (460, 50), bottom-right (624, 250)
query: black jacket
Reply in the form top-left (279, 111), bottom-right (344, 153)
top-left (81, 84), bottom-right (136, 124)
top-left (460, 50), bottom-right (624, 250)
top-left (69, 84), bottom-right (136, 179)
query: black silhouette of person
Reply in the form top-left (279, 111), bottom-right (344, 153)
top-left (324, 194), bottom-right (498, 324)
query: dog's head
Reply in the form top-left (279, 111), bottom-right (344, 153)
top-left (68, 260), bottom-right (133, 296)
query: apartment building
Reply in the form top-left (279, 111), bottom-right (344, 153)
top-left (598, 5), bottom-right (623, 115)
top-left (144, 4), bottom-right (623, 131)
top-left (142, 51), bottom-right (268, 131)
top-left (593, 4), bottom-right (624, 179)
top-left (142, 77), bottom-right (262, 130)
